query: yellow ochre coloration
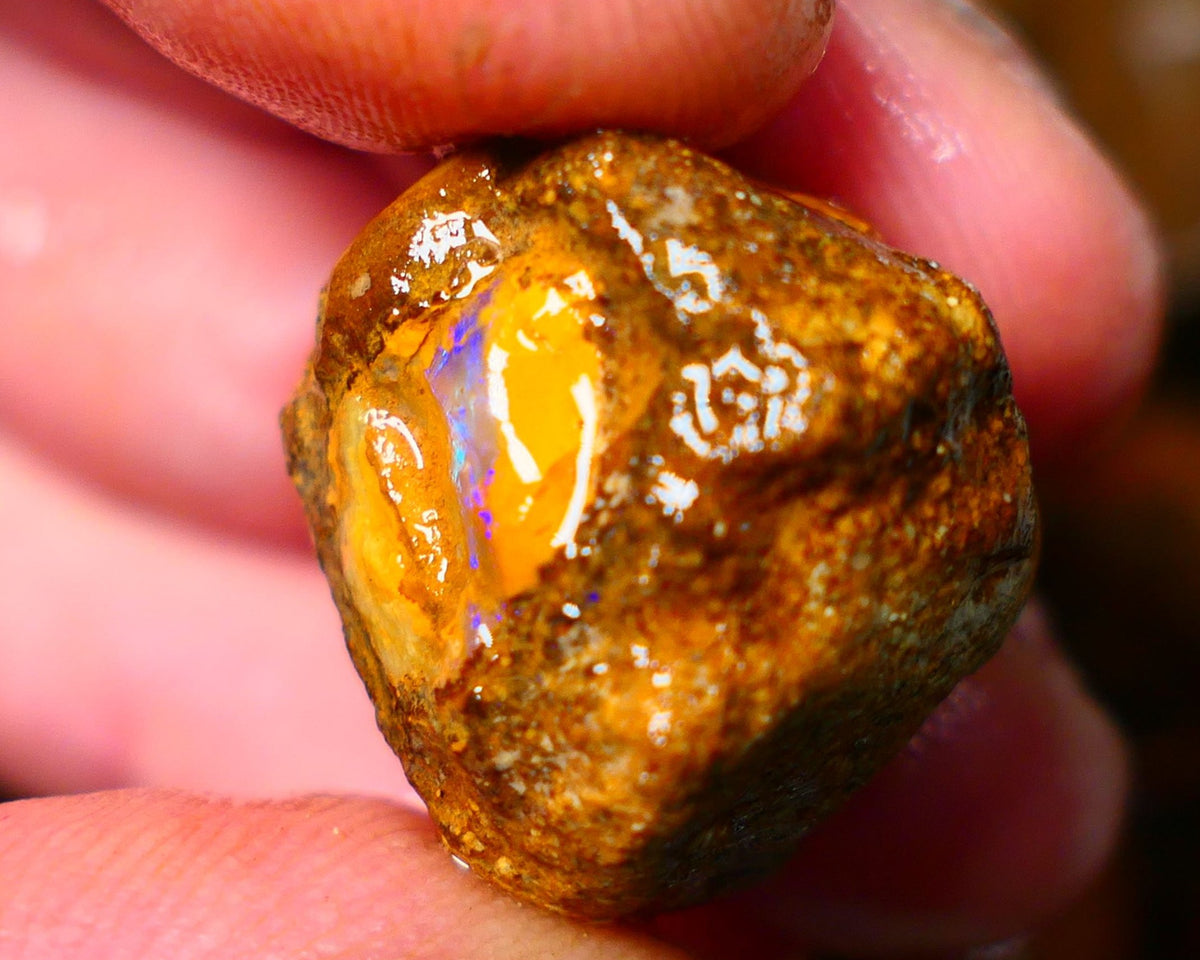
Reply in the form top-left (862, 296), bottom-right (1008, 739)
top-left (470, 264), bottom-right (604, 596)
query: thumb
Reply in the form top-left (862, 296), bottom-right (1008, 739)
top-left (100, 0), bottom-right (833, 152)
top-left (0, 790), bottom-right (685, 960)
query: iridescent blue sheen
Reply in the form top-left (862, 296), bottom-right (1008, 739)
top-left (427, 295), bottom-right (497, 571)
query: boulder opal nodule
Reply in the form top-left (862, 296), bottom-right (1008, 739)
top-left (282, 131), bottom-right (1038, 919)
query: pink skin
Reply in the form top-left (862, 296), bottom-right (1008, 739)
top-left (0, 0), bottom-right (1157, 955)
top-left (98, 0), bottom-right (834, 151)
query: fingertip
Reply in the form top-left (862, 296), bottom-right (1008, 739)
top-left (102, 0), bottom-right (833, 152)
top-left (1, 791), bottom-right (687, 960)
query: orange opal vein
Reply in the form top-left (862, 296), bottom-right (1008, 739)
top-left (282, 131), bottom-right (1038, 919)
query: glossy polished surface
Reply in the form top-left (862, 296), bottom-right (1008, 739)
top-left (283, 132), bottom-right (1038, 918)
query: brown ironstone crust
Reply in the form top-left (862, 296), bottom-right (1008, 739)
top-left (281, 131), bottom-right (1038, 920)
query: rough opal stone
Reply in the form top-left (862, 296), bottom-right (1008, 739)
top-left (282, 131), bottom-right (1038, 919)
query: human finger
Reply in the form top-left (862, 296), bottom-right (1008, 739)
top-left (727, 0), bottom-right (1163, 473)
top-left (0, 790), bottom-right (687, 960)
top-left (100, 0), bottom-right (833, 152)
top-left (0, 436), bottom-right (413, 801)
top-left (0, 0), bottom-right (418, 546)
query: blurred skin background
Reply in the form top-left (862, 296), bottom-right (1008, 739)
top-left (981, 0), bottom-right (1200, 957)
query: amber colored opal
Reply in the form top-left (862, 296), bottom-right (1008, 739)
top-left (282, 131), bottom-right (1038, 919)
